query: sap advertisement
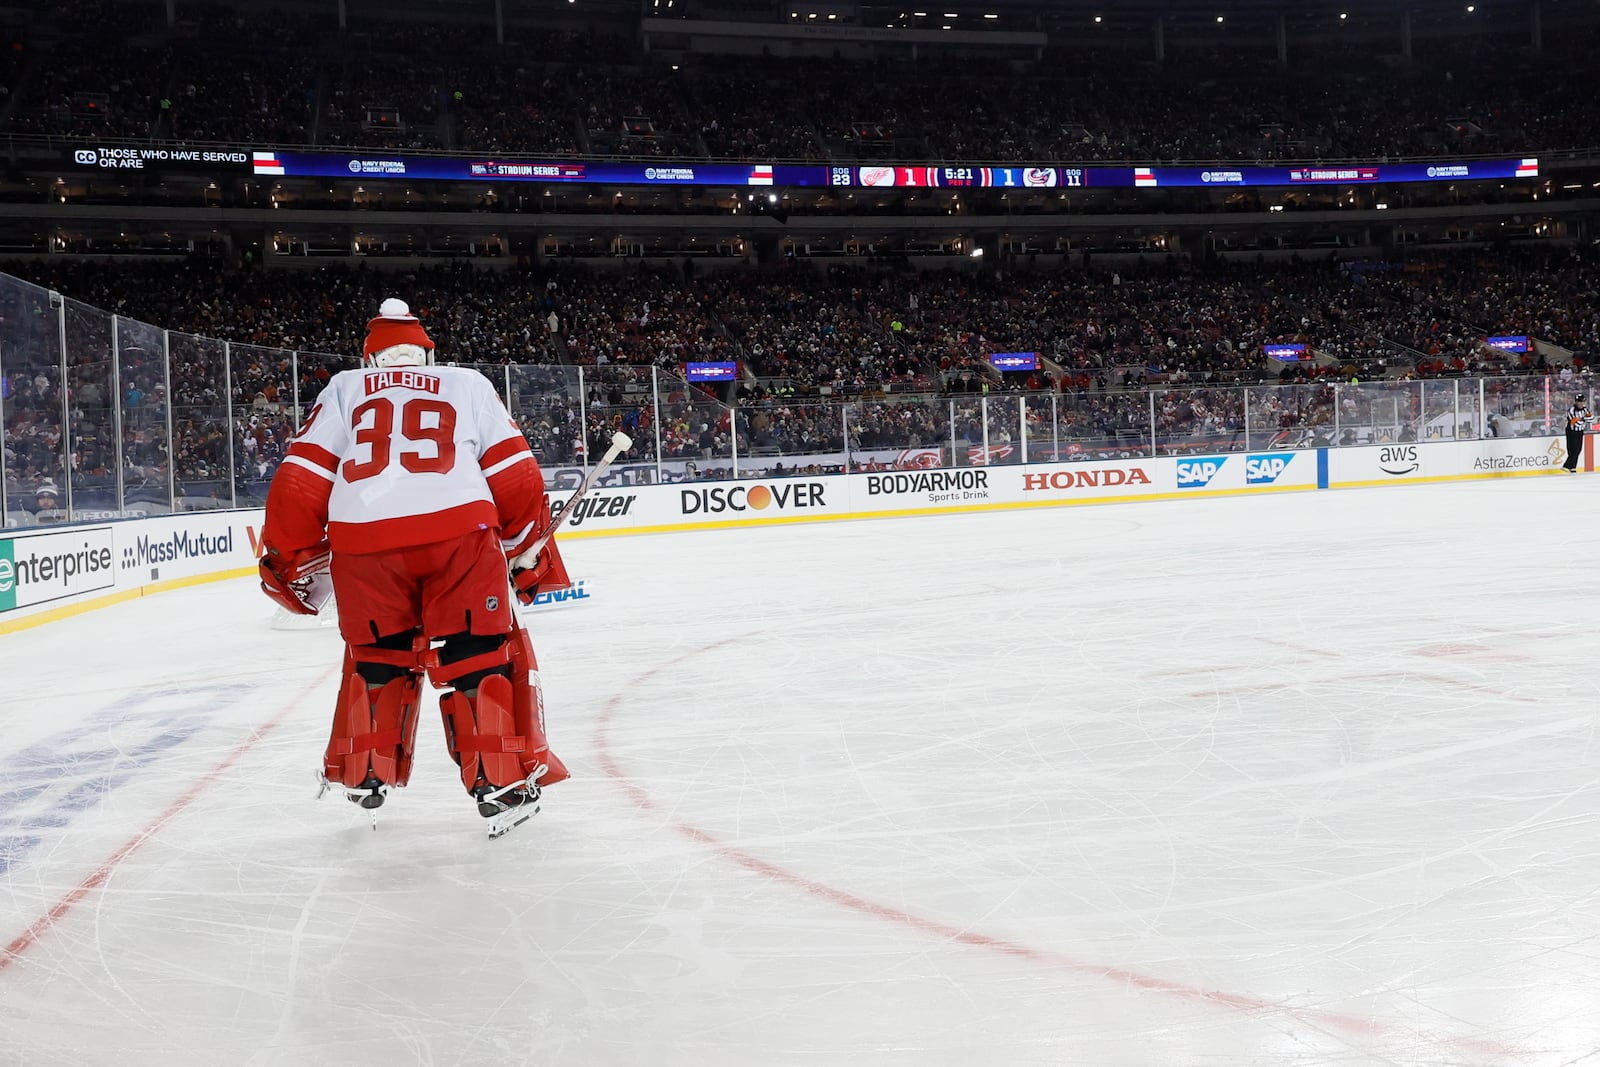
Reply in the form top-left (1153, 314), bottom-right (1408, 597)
top-left (67, 145), bottom-right (1542, 190)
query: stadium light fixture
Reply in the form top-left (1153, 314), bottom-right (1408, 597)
top-left (944, 12), bottom-right (958, 17)
top-left (1216, 14), bottom-right (1224, 22)
top-left (1339, 12), bottom-right (1347, 19)
top-left (984, 12), bottom-right (997, 18)
top-left (1094, 14), bottom-right (1102, 22)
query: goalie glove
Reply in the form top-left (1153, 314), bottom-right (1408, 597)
top-left (510, 554), bottom-right (549, 607)
top-left (259, 540), bottom-right (333, 616)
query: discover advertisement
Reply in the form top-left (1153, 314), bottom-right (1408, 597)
top-left (679, 480), bottom-right (833, 517)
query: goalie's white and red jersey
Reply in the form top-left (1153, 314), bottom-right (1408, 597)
top-left (262, 365), bottom-right (549, 558)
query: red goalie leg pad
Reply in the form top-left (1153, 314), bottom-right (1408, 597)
top-left (441, 675), bottom-right (527, 791)
top-left (506, 624), bottom-right (569, 787)
top-left (323, 649), bottom-right (422, 788)
top-left (432, 625), bottom-right (568, 789)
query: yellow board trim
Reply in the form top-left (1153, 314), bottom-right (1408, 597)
top-left (556, 479), bottom-right (1320, 540)
top-left (0, 565), bottom-right (258, 636)
top-left (1333, 466), bottom-right (1565, 491)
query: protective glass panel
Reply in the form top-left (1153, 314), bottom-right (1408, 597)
top-left (1153, 386), bottom-right (1245, 457)
top-left (507, 365), bottom-right (585, 491)
top-left (843, 399), bottom-right (950, 471)
top-left (581, 365), bottom-right (660, 483)
top-left (656, 372), bottom-right (733, 482)
top-left (1020, 395), bottom-right (1056, 464)
top-left (1050, 390), bottom-right (1153, 461)
top-left (1484, 375), bottom-right (1560, 438)
top-left (739, 401), bottom-right (845, 478)
top-left (167, 331), bottom-right (232, 509)
top-left (1, 279), bottom-right (69, 527)
top-left (1332, 381), bottom-right (1423, 446)
top-left (229, 343), bottom-right (300, 508)
top-left (980, 395), bottom-right (1024, 466)
top-left (116, 314), bottom-right (171, 516)
top-left (63, 299), bottom-right (115, 519)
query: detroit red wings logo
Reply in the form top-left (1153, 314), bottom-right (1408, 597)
top-left (967, 444), bottom-right (1015, 465)
top-left (894, 449), bottom-right (942, 469)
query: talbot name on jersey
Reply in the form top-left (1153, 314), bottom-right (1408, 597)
top-left (364, 370), bottom-right (442, 395)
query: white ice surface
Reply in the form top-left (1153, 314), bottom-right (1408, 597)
top-left (2, 481), bottom-right (1599, 1066)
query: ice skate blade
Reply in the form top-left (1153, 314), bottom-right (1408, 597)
top-left (486, 796), bottom-right (542, 840)
top-left (316, 772), bottom-right (388, 829)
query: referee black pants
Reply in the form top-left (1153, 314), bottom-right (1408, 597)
top-left (1565, 429), bottom-right (1583, 471)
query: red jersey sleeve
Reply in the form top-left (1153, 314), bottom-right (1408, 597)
top-left (260, 386), bottom-right (349, 554)
top-left (476, 384), bottom-right (549, 559)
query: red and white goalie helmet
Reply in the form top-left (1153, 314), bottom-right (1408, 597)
top-left (363, 298), bottom-right (436, 368)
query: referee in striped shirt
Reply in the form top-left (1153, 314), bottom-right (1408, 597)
top-left (1565, 394), bottom-right (1592, 472)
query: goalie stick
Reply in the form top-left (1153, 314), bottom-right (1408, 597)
top-left (511, 430), bottom-right (633, 572)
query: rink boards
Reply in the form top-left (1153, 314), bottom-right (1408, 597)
top-left (551, 433), bottom-right (1576, 537)
top-left (0, 433), bottom-right (1576, 630)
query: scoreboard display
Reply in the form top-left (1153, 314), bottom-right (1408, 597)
top-left (855, 166), bottom-right (1082, 188)
top-left (67, 145), bottom-right (1541, 191)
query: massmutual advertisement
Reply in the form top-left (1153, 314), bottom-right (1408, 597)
top-left (0, 511), bottom-right (264, 621)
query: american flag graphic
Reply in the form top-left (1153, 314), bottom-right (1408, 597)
top-left (1516, 158), bottom-right (1539, 178)
top-left (252, 151), bottom-right (285, 176)
top-left (1134, 167), bottom-right (1158, 188)
top-left (747, 164), bottom-right (774, 186)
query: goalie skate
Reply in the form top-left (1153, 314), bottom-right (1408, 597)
top-left (476, 767), bottom-right (545, 840)
top-left (315, 771), bottom-right (391, 830)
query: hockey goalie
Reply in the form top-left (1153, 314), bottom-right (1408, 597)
top-left (257, 299), bottom-right (573, 838)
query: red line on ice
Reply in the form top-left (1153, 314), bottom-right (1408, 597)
top-left (0, 665), bottom-right (337, 970)
top-left (595, 636), bottom-right (1521, 1060)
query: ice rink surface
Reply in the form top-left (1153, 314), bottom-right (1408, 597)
top-left (3, 479), bottom-right (1599, 1067)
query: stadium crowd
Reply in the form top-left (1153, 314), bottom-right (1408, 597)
top-left (6, 2), bottom-right (1599, 162)
top-left (2, 245), bottom-right (1594, 521)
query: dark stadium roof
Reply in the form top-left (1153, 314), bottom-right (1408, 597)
top-left (122, 0), bottom-right (1590, 29)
